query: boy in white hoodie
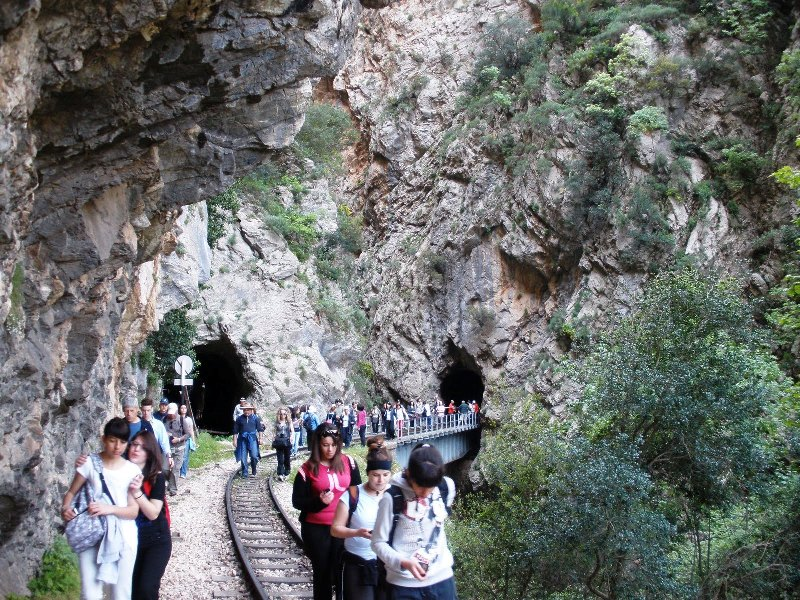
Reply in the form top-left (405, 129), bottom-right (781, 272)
top-left (371, 443), bottom-right (458, 599)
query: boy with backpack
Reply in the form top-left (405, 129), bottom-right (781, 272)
top-left (371, 443), bottom-right (458, 598)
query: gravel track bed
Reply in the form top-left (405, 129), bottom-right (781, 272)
top-left (159, 453), bottom-right (301, 599)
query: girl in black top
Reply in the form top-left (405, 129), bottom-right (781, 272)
top-left (127, 431), bottom-right (172, 600)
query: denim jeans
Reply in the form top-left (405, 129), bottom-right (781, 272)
top-left (390, 577), bottom-right (458, 600)
top-left (180, 445), bottom-right (191, 477)
top-left (238, 433), bottom-right (259, 475)
top-left (292, 430), bottom-right (300, 455)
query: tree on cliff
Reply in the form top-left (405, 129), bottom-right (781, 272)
top-left (450, 269), bottom-right (792, 599)
top-left (143, 308), bottom-right (198, 386)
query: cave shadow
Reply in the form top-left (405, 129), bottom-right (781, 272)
top-left (166, 338), bottom-right (254, 434)
top-left (439, 366), bottom-right (484, 408)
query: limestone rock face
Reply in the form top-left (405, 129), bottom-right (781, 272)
top-left (188, 182), bottom-right (361, 423)
top-left (0, 0), bottom-right (361, 593)
top-left (335, 0), bottom-right (798, 413)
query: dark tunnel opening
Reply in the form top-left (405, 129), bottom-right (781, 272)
top-left (172, 338), bottom-right (254, 434)
top-left (439, 367), bottom-right (484, 408)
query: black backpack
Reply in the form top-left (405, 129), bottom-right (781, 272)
top-left (348, 481), bottom-right (452, 542)
top-left (348, 481), bottom-right (451, 589)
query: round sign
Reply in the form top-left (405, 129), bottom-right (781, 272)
top-left (175, 355), bottom-right (193, 375)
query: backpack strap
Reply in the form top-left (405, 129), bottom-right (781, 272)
top-left (90, 454), bottom-right (116, 506)
top-left (386, 484), bottom-right (405, 547)
top-left (346, 486), bottom-right (359, 527)
top-left (438, 479), bottom-right (452, 516)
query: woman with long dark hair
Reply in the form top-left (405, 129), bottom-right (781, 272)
top-left (127, 430), bottom-right (172, 599)
top-left (292, 423), bottom-right (362, 600)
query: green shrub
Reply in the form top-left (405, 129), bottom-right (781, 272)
top-left (617, 182), bottom-right (675, 269)
top-left (471, 17), bottom-right (543, 83)
top-left (294, 103), bottom-right (358, 174)
top-left (627, 105), bottom-right (669, 136)
top-left (5, 262), bottom-right (24, 333)
top-left (716, 143), bottom-right (768, 192)
top-left (314, 244), bottom-right (342, 281)
top-left (207, 187), bottom-right (240, 246)
top-left (25, 537), bottom-right (80, 599)
top-left (776, 49), bottom-right (800, 132)
top-left (144, 308), bottom-right (198, 383)
top-left (706, 0), bottom-right (774, 50)
top-left (262, 205), bottom-right (318, 262)
top-left (331, 205), bottom-right (363, 254)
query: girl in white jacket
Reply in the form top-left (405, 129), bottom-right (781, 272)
top-left (371, 443), bottom-right (457, 599)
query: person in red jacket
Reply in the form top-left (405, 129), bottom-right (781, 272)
top-left (292, 423), bottom-right (362, 600)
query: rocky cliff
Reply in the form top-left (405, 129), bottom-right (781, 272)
top-left (0, 0), bottom-right (366, 593)
top-left (335, 0), bottom-right (799, 416)
top-left (1, 0), bottom-right (799, 593)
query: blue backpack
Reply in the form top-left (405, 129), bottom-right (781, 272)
top-left (303, 412), bottom-right (319, 436)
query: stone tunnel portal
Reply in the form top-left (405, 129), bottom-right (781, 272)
top-left (186, 338), bottom-right (254, 434)
top-left (439, 367), bottom-right (484, 408)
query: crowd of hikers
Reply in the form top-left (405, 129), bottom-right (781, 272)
top-left (61, 394), bottom-right (466, 599)
top-left (294, 425), bottom-right (458, 600)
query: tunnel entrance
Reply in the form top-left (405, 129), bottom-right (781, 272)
top-left (179, 338), bottom-right (254, 434)
top-left (439, 367), bottom-right (484, 407)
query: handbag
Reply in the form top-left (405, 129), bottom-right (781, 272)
top-left (188, 436), bottom-right (197, 451)
top-left (64, 454), bottom-right (115, 554)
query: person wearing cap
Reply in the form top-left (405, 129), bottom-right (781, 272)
top-left (165, 403), bottom-right (190, 496)
top-left (154, 398), bottom-right (169, 423)
top-left (233, 402), bottom-right (265, 478)
top-left (232, 397), bottom-right (247, 423)
top-left (141, 398), bottom-right (172, 474)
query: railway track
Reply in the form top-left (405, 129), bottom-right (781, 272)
top-left (225, 456), bottom-right (314, 599)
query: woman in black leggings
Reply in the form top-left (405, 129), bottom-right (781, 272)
top-left (292, 424), bottom-right (361, 600)
top-left (127, 431), bottom-right (172, 599)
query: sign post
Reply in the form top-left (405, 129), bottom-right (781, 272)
top-left (174, 355), bottom-right (194, 387)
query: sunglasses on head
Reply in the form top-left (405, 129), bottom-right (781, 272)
top-left (322, 429), bottom-right (340, 438)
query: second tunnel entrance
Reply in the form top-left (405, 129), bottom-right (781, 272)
top-left (439, 366), bottom-right (484, 407)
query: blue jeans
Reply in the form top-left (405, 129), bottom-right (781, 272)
top-left (292, 430), bottom-right (300, 456)
top-left (180, 445), bottom-right (191, 477)
top-left (390, 577), bottom-right (458, 600)
top-left (237, 433), bottom-right (259, 475)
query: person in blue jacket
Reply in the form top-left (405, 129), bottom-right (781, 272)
top-left (233, 402), bottom-right (265, 477)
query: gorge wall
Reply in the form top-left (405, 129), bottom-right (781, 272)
top-left (335, 0), bottom-right (800, 416)
top-left (0, 0), bottom-right (367, 593)
top-left (1, 0), bottom-right (799, 594)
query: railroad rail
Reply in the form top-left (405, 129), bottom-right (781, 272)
top-left (225, 455), bottom-right (313, 599)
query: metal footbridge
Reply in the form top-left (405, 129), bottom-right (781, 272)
top-left (388, 412), bottom-right (481, 466)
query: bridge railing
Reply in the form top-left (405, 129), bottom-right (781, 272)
top-left (389, 411), bottom-right (480, 444)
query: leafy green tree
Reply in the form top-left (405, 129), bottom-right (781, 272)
top-left (453, 402), bottom-right (679, 600)
top-left (573, 269), bottom-right (783, 585)
top-left (294, 103), bottom-right (358, 174)
top-left (145, 308), bottom-right (198, 384)
top-left (768, 136), bottom-right (800, 374)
